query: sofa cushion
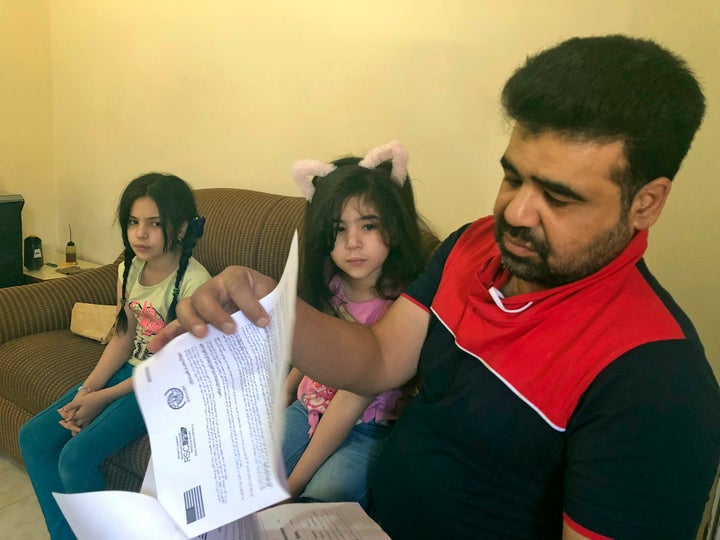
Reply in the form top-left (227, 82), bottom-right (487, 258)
top-left (192, 188), bottom-right (306, 280)
top-left (70, 302), bottom-right (116, 343)
top-left (0, 330), bottom-right (104, 415)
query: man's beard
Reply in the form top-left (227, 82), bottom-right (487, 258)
top-left (493, 213), bottom-right (633, 289)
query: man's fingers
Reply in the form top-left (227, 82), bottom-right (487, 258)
top-left (147, 319), bottom-right (187, 353)
top-left (188, 284), bottom-right (238, 335)
top-left (184, 267), bottom-right (274, 334)
top-left (225, 269), bottom-right (272, 328)
top-left (151, 267), bottom-right (276, 355)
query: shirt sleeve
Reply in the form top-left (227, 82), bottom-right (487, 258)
top-left (563, 339), bottom-right (720, 539)
top-left (178, 258), bottom-right (212, 299)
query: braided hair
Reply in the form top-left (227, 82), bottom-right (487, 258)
top-left (167, 215), bottom-right (205, 322)
top-left (115, 173), bottom-right (205, 334)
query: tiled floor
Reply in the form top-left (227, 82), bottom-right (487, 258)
top-left (0, 453), bottom-right (49, 539)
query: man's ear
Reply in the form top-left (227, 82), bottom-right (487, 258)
top-left (630, 177), bottom-right (672, 230)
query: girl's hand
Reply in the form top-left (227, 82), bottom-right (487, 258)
top-left (58, 390), bottom-right (112, 431)
top-left (58, 418), bottom-right (82, 435)
top-left (57, 386), bottom-right (91, 433)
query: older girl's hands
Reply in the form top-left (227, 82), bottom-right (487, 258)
top-left (58, 389), bottom-right (112, 434)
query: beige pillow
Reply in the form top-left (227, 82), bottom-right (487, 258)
top-left (70, 302), bottom-right (117, 344)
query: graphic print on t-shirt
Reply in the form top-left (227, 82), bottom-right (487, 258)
top-left (129, 300), bottom-right (165, 361)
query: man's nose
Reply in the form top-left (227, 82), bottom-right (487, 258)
top-left (503, 185), bottom-right (541, 229)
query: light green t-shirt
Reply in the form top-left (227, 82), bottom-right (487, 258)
top-left (118, 256), bottom-right (211, 366)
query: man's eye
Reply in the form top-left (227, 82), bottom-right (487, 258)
top-left (544, 192), bottom-right (569, 208)
top-left (503, 175), bottom-right (522, 189)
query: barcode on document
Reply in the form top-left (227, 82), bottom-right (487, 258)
top-left (184, 485), bottom-right (205, 524)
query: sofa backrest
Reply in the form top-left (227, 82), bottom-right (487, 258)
top-left (192, 188), bottom-right (307, 281)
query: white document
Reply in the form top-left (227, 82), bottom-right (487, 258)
top-left (132, 233), bottom-right (299, 537)
top-left (128, 235), bottom-right (299, 538)
top-left (54, 492), bottom-right (389, 540)
top-left (251, 502), bottom-right (390, 540)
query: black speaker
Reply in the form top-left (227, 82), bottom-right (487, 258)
top-left (0, 194), bottom-right (25, 288)
top-left (24, 235), bottom-right (44, 270)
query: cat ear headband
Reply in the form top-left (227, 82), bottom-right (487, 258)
top-left (292, 140), bottom-right (409, 202)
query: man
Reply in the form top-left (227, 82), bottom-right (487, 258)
top-left (152, 35), bottom-right (720, 539)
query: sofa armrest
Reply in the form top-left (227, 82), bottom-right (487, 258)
top-left (0, 263), bottom-right (118, 345)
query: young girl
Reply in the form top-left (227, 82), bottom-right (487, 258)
top-left (18, 173), bottom-right (211, 540)
top-left (282, 140), bottom-right (430, 510)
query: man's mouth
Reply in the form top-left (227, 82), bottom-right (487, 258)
top-left (502, 233), bottom-right (537, 258)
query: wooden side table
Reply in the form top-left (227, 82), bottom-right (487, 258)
top-left (24, 259), bottom-right (104, 283)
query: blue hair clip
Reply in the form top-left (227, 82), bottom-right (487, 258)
top-left (188, 216), bottom-right (206, 239)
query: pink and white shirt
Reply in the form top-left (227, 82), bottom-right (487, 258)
top-left (296, 276), bottom-right (406, 435)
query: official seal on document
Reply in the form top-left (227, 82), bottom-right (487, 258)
top-left (165, 387), bottom-right (186, 410)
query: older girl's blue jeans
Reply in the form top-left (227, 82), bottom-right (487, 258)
top-left (282, 399), bottom-right (393, 510)
top-left (18, 363), bottom-right (146, 540)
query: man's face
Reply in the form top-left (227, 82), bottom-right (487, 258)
top-left (493, 125), bottom-right (635, 292)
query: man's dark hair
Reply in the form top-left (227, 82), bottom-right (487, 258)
top-left (501, 34), bottom-right (705, 205)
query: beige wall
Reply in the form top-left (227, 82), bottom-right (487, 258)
top-left (0, 1), bottom-right (54, 244)
top-left (2, 1), bottom-right (718, 374)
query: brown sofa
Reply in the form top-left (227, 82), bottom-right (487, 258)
top-left (0, 188), bottom-right (308, 491)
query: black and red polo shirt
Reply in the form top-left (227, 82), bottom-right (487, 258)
top-left (371, 216), bottom-right (720, 539)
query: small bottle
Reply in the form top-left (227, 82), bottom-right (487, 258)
top-left (66, 224), bottom-right (77, 264)
top-left (66, 241), bottom-right (76, 264)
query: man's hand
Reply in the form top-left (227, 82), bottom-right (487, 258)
top-left (147, 266), bottom-right (277, 353)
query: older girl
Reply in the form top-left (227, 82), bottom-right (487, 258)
top-left (19, 173), bottom-right (211, 539)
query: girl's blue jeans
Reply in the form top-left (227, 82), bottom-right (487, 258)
top-left (282, 399), bottom-right (393, 510)
top-left (18, 363), bottom-right (146, 540)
